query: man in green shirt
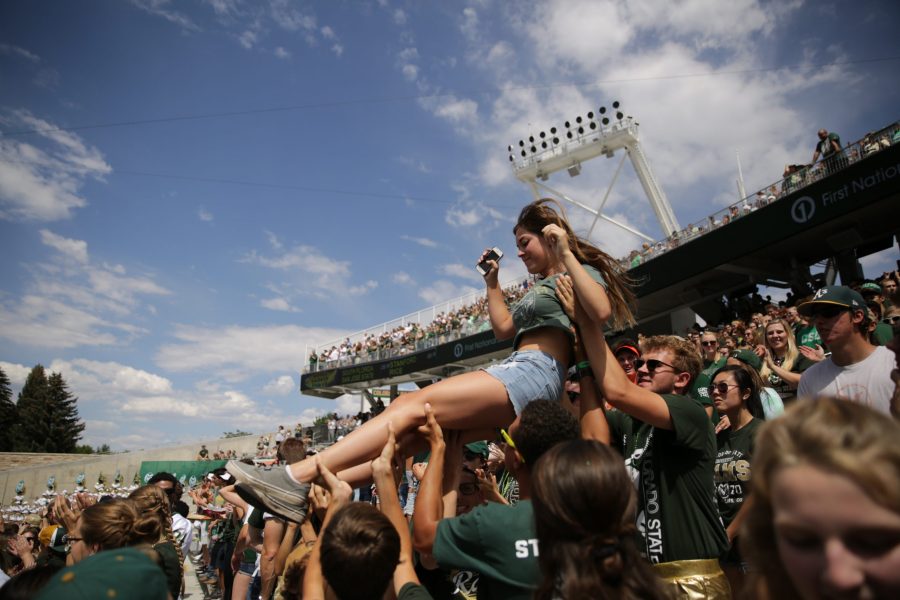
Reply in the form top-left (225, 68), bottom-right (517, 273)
top-left (413, 400), bottom-right (579, 600)
top-left (584, 332), bottom-right (730, 597)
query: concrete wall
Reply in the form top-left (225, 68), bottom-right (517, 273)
top-left (0, 433), bottom-right (267, 505)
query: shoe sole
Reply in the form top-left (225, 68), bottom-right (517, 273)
top-left (235, 483), bottom-right (306, 524)
top-left (226, 462), bottom-right (310, 512)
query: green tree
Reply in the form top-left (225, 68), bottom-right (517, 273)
top-left (45, 372), bottom-right (85, 453)
top-left (15, 365), bottom-right (50, 452)
top-left (0, 366), bottom-right (17, 452)
top-left (222, 430), bottom-right (252, 438)
top-left (15, 366), bottom-right (85, 453)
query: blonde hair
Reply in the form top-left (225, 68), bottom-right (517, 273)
top-left (129, 485), bottom-right (185, 581)
top-left (742, 398), bottom-right (900, 598)
top-left (759, 318), bottom-right (799, 381)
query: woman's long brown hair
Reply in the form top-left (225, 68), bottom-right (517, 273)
top-left (515, 198), bottom-right (636, 330)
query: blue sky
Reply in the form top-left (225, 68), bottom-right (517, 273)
top-left (1, 0), bottom-right (898, 450)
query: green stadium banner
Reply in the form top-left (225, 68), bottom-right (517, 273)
top-left (139, 461), bottom-right (226, 488)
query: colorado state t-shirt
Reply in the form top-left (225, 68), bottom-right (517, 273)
top-left (714, 418), bottom-right (763, 527)
top-left (607, 394), bottom-right (728, 563)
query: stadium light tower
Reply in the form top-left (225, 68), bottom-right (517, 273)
top-left (507, 101), bottom-right (680, 240)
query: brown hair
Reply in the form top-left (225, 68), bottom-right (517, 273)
top-left (320, 503), bottom-right (400, 600)
top-left (641, 335), bottom-right (702, 390)
top-left (515, 198), bottom-right (636, 330)
top-left (79, 499), bottom-right (160, 551)
top-left (742, 398), bottom-right (900, 598)
top-left (277, 437), bottom-right (306, 464)
top-left (129, 485), bottom-right (184, 582)
top-left (532, 440), bottom-right (668, 600)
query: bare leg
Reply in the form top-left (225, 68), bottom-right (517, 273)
top-left (290, 371), bottom-right (514, 482)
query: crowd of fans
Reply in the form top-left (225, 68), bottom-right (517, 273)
top-left (3, 271), bottom-right (896, 599)
top-left (309, 283), bottom-right (530, 370)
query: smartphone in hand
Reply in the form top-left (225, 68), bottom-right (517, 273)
top-left (476, 247), bottom-right (503, 276)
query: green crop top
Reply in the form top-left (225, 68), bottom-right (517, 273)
top-left (510, 264), bottom-right (606, 350)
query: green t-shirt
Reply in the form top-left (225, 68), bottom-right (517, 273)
top-left (606, 395), bottom-right (728, 563)
top-left (714, 418), bottom-right (763, 527)
top-left (510, 265), bottom-right (605, 349)
top-left (432, 500), bottom-right (537, 600)
top-left (398, 582), bottom-right (435, 600)
top-left (795, 324), bottom-right (822, 349)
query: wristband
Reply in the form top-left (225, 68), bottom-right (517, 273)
top-left (575, 361), bottom-right (593, 379)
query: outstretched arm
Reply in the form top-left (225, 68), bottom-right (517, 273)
top-left (371, 423), bottom-right (422, 594)
top-left (302, 458), bottom-right (353, 600)
top-left (412, 403), bottom-right (446, 555)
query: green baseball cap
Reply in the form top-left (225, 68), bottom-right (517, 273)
top-left (464, 441), bottom-right (489, 458)
top-left (797, 286), bottom-right (866, 317)
top-left (36, 547), bottom-right (168, 600)
top-left (729, 349), bottom-right (763, 371)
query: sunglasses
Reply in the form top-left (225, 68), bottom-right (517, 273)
top-left (809, 305), bottom-right (848, 319)
top-left (24, 537), bottom-right (36, 543)
top-left (633, 358), bottom-right (682, 373)
top-left (708, 382), bottom-right (739, 396)
top-left (701, 341), bottom-right (718, 347)
top-left (884, 315), bottom-right (900, 324)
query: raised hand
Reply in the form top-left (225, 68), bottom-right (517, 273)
top-left (715, 414), bottom-right (732, 434)
top-left (417, 403), bottom-right (444, 450)
top-left (371, 423), bottom-right (398, 481)
top-left (541, 224), bottom-right (572, 262)
top-left (798, 344), bottom-right (825, 362)
top-left (477, 248), bottom-right (501, 286)
top-left (315, 457), bottom-right (352, 506)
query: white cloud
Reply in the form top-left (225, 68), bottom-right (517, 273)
top-left (238, 29), bottom-right (258, 49)
top-left (0, 44), bottom-right (41, 63)
top-left (198, 207), bottom-right (214, 221)
top-left (320, 25), bottom-right (335, 39)
top-left (263, 375), bottom-right (295, 396)
top-left (242, 243), bottom-right (377, 298)
top-left (331, 43), bottom-right (344, 57)
top-left (432, 97), bottom-right (478, 123)
top-left (0, 361), bottom-right (31, 386)
top-left (418, 280), bottom-right (479, 305)
top-left (156, 323), bottom-right (353, 376)
top-left (269, 0), bottom-right (316, 32)
top-left (48, 358), bottom-right (174, 396)
top-left (402, 64), bottom-right (419, 81)
top-left (260, 297), bottom-right (300, 312)
top-left (392, 271), bottom-right (415, 285)
top-left (129, 0), bottom-right (200, 31)
top-left (40, 229), bottom-right (88, 264)
top-left (400, 235), bottom-right (438, 248)
top-left (274, 46), bottom-right (291, 59)
top-left (393, 9), bottom-right (408, 25)
top-left (0, 109), bottom-right (112, 221)
top-left (439, 263), bottom-right (482, 283)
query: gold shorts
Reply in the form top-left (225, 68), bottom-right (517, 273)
top-left (653, 558), bottom-right (732, 599)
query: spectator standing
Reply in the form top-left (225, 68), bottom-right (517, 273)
top-left (709, 365), bottom-right (765, 595)
top-left (691, 331), bottom-right (727, 409)
top-left (796, 286), bottom-right (895, 414)
top-left (583, 330), bottom-right (729, 594)
top-left (759, 318), bottom-right (815, 404)
top-left (811, 128), bottom-right (842, 165)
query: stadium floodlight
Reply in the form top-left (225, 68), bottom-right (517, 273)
top-left (506, 100), bottom-right (680, 239)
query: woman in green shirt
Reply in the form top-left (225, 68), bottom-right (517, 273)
top-left (758, 319), bottom-right (814, 403)
top-left (710, 364), bottom-right (765, 596)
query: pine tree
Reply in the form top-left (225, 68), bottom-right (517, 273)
top-left (46, 372), bottom-right (85, 453)
top-left (0, 366), bottom-right (17, 452)
top-left (15, 365), bottom-right (50, 452)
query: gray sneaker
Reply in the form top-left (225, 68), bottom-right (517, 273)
top-left (226, 461), bottom-right (310, 517)
top-left (235, 483), bottom-right (309, 524)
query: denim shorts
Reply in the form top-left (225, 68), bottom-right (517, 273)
top-left (482, 350), bottom-right (565, 415)
top-left (238, 561), bottom-right (256, 576)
